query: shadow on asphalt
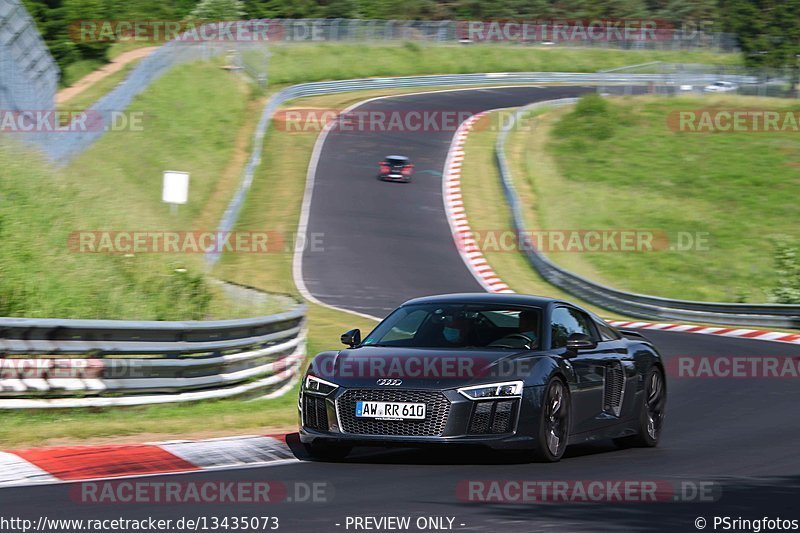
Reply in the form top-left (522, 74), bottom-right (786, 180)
top-left (445, 476), bottom-right (800, 532)
top-left (285, 432), bottom-right (622, 465)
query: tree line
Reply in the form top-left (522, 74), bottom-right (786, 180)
top-left (20, 0), bottom-right (800, 81)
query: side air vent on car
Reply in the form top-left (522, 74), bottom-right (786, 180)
top-left (603, 362), bottom-right (626, 417)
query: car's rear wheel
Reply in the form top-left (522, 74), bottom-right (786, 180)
top-left (303, 441), bottom-right (352, 461)
top-left (614, 366), bottom-right (666, 448)
top-left (532, 377), bottom-right (571, 462)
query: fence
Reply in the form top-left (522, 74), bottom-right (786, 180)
top-left (0, 0), bottom-right (58, 118)
top-left (40, 39), bottom-right (228, 162)
top-left (494, 99), bottom-right (800, 329)
top-left (0, 302), bottom-right (307, 408)
top-left (235, 19), bottom-right (738, 86)
top-left (1, 9), bottom-right (742, 161)
top-left (233, 19), bottom-right (736, 49)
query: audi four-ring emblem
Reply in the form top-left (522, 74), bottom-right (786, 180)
top-left (376, 379), bottom-right (402, 386)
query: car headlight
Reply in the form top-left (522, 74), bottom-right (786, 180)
top-left (458, 381), bottom-right (523, 400)
top-left (304, 375), bottom-right (338, 395)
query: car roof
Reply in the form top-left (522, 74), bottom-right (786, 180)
top-left (401, 292), bottom-right (559, 308)
top-left (386, 155), bottom-right (409, 160)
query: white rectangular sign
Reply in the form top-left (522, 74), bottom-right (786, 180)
top-left (162, 171), bottom-right (189, 205)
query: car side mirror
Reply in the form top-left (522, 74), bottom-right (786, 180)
top-left (341, 328), bottom-right (361, 347)
top-left (566, 333), bottom-right (597, 352)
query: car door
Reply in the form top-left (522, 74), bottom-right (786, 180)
top-left (550, 306), bottom-right (608, 435)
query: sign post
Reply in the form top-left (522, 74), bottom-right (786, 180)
top-left (162, 171), bottom-right (189, 215)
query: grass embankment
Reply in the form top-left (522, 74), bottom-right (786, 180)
top-left (457, 112), bottom-right (626, 319)
top-left (502, 94), bottom-right (800, 303)
top-left (1, 59), bottom-right (268, 320)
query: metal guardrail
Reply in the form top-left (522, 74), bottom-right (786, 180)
top-left (0, 303), bottom-right (307, 408)
top-left (495, 99), bottom-right (800, 329)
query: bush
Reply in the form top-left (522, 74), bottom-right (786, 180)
top-left (552, 93), bottom-right (619, 142)
top-left (770, 240), bottom-right (800, 304)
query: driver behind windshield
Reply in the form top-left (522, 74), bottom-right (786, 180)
top-left (518, 310), bottom-right (538, 343)
top-left (487, 310), bottom-right (538, 350)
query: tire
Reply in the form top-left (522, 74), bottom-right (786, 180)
top-left (614, 366), bottom-right (666, 448)
top-left (303, 441), bottom-right (352, 461)
top-left (532, 377), bottom-right (571, 462)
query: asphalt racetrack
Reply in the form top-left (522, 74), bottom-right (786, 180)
top-left (3, 86), bottom-right (799, 532)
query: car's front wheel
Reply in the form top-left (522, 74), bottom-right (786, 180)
top-left (532, 377), bottom-right (571, 462)
top-left (303, 441), bottom-right (352, 461)
top-left (614, 366), bottom-right (666, 448)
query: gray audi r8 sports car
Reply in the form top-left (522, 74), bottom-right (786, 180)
top-left (299, 293), bottom-right (666, 462)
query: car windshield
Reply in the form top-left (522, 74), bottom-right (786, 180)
top-left (386, 157), bottom-right (408, 165)
top-left (362, 304), bottom-right (542, 349)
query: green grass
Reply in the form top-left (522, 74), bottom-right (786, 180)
top-left (0, 387), bottom-right (301, 448)
top-left (511, 94), bottom-right (800, 303)
top-left (254, 43), bottom-right (741, 85)
top-left (107, 41), bottom-right (154, 60)
top-left (60, 58), bottom-right (105, 88)
top-left (0, 59), bottom-right (262, 320)
top-left (457, 112), bottom-right (627, 320)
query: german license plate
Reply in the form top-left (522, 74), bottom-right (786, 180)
top-left (355, 401), bottom-right (426, 420)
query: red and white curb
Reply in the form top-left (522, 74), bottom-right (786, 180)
top-left (609, 321), bottom-right (800, 345)
top-left (442, 111), bottom-right (800, 347)
top-left (443, 111), bottom-right (513, 295)
top-left (0, 434), bottom-right (294, 487)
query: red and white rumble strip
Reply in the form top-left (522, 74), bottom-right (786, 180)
top-left (443, 111), bottom-right (800, 347)
top-left (443, 111), bottom-right (513, 295)
top-left (608, 321), bottom-right (800, 345)
top-left (0, 434), bottom-right (294, 488)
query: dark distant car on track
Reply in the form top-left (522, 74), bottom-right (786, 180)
top-left (299, 293), bottom-right (667, 462)
top-left (378, 155), bottom-right (414, 182)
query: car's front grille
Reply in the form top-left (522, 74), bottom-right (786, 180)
top-left (467, 399), bottom-right (518, 434)
top-left (337, 389), bottom-right (450, 437)
top-left (303, 394), bottom-right (329, 431)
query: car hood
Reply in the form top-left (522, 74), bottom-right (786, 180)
top-left (308, 346), bottom-right (550, 389)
